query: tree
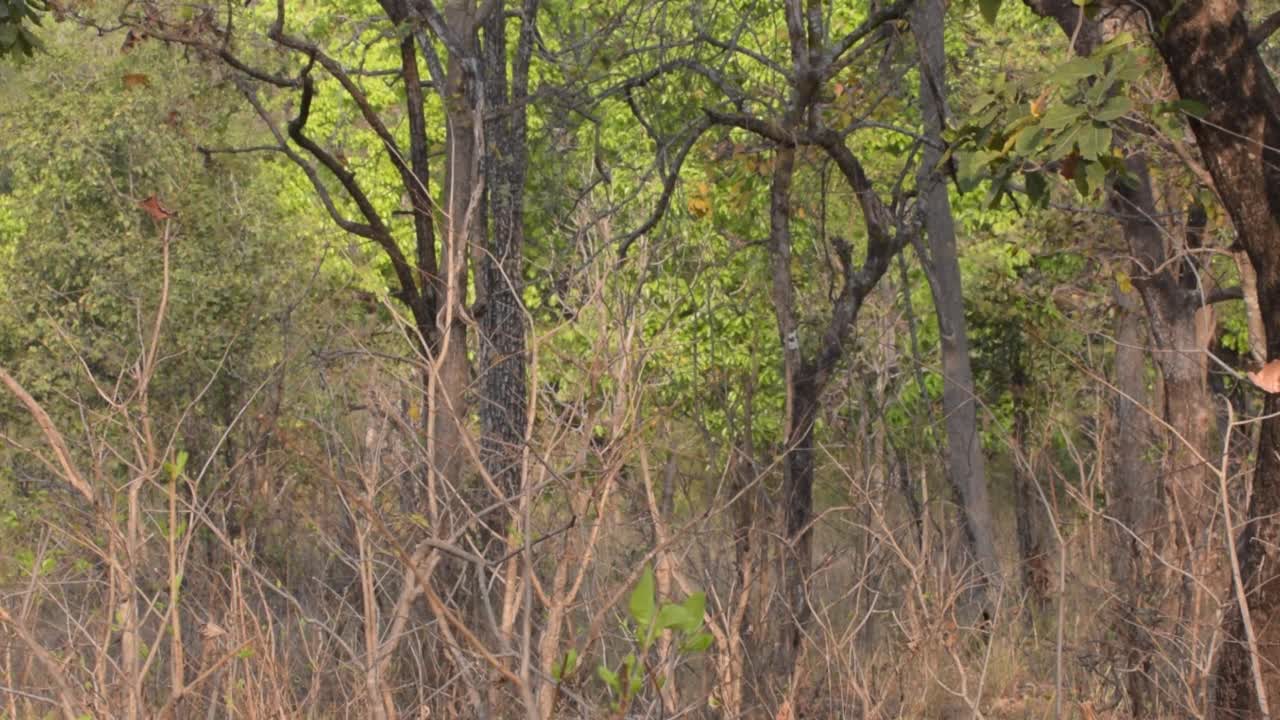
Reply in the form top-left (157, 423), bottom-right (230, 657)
top-left (912, 0), bottom-right (1002, 604)
top-left (1131, 4), bottom-right (1280, 715)
top-left (102, 0), bottom-right (543, 553)
top-left (690, 0), bottom-right (920, 679)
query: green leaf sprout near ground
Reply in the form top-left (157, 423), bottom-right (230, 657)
top-left (591, 565), bottom-right (714, 713)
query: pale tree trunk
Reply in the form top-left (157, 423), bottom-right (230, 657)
top-left (912, 0), bottom-right (1002, 599)
top-left (435, 0), bottom-right (480, 490)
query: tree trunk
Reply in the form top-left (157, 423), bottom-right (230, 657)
top-left (782, 370), bottom-right (818, 661)
top-left (477, 0), bottom-right (535, 546)
top-left (1134, 2), bottom-right (1280, 714)
top-left (435, 0), bottom-right (479, 491)
top-left (768, 141), bottom-right (810, 675)
top-left (912, 0), bottom-right (1002, 597)
top-left (1011, 374), bottom-right (1051, 611)
top-left (1109, 284), bottom-right (1160, 716)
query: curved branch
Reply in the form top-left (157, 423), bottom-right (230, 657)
top-left (615, 117), bottom-right (715, 258)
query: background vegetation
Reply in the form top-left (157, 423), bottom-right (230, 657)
top-left (2, 0), bottom-right (1280, 717)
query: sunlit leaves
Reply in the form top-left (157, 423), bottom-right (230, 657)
top-left (951, 32), bottom-right (1145, 205)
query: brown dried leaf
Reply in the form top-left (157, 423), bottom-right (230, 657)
top-left (138, 194), bottom-right (175, 221)
top-left (122, 73), bottom-right (150, 89)
top-left (1248, 359), bottom-right (1280, 394)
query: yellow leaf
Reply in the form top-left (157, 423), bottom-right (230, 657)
top-left (1116, 270), bottom-right (1134, 294)
top-left (687, 196), bottom-right (711, 219)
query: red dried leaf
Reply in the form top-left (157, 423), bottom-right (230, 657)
top-left (1059, 152), bottom-right (1080, 181)
top-left (121, 29), bottom-right (146, 53)
top-left (138, 195), bottom-right (175, 221)
top-left (122, 73), bottom-right (151, 89)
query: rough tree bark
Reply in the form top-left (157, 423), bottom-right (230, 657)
top-left (477, 0), bottom-right (537, 545)
top-left (1109, 284), bottom-right (1160, 715)
top-left (1019, 4), bottom-right (1235, 710)
top-left (1116, 2), bottom-right (1280, 715)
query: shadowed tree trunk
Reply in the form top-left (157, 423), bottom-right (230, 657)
top-left (1109, 2), bottom-right (1280, 715)
top-left (1010, 348), bottom-right (1053, 611)
top-left (1109, 284), bottom-right (1160, 715)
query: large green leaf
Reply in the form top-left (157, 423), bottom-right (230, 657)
top-left (1092, 96), bottom-right (1132, 122)
top-left (1077, 123), bottom-right (1112, 161)
top-left (1040, 103), bottom-right (1085, 131)
top-left (628, 566), bottom-right (656, 629)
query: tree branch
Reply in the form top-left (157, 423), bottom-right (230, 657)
top-left (616, 117), bottom-right (714, 258)
top-left (1252, 9), bottom-right (1280, 47)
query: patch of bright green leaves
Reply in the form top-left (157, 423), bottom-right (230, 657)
top-left (949, 32), bottom-right (1192, 207)
top-left (593, 566), bottom-right (713, 712)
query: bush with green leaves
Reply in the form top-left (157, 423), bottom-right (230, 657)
top-left (585, 566), bottom-right (713, 714)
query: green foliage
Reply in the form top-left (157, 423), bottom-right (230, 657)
top-left (951, 32), bottom-right (1146, 206)
top-left (0, 0), bottom-right (43, 59)
top-left (593, 566), bottom-right (713, 711)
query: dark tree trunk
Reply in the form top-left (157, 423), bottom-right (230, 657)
top-left (782, 368), bottom-right (819, 656)
top-left (1011, 375), bottom-right (1051, 611)
top-left (477, 0), bottom-right (536, 545)
top-left (708, 0), bottom-right (915, 687)
top-left (1132, 2), bottom-right (1280, 714)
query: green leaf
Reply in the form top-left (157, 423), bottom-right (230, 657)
top-left (164, 449), bottom-right (189, 483)
top-left (552, 648), bottom-right (578, 680)
top-left (1077, 123), bottom-right (1112, 160)
top-left (1092, 96), bottom-right (1133, 122)
top-left (1039, 103), bottom-right (1084, 131)
top-left (968, 92), bottom-right (996, 116)
top-left (1048, 57), bottom-right (1102, 85)
top-left (1024, 171), bottom-right (1048, 207)
top-left (1170, 98), bottom-right (1209, 118)
top-left (979, 0), bottom-right (1003, 24)
top-left (1013, 125), bottom-right (1044, 156)
top-left (679, 592), bottom-right (706, 633)
top-left (657, 603), bottom-right (692, 632)
top-left (681, 632), bottom-right (714, 653)
top-left (597, 665), bottom-right (620, 693)
top-left (629, 566), bottom-right (656, 629)
top-left (1084, 159), bottom-right (1107, 194)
